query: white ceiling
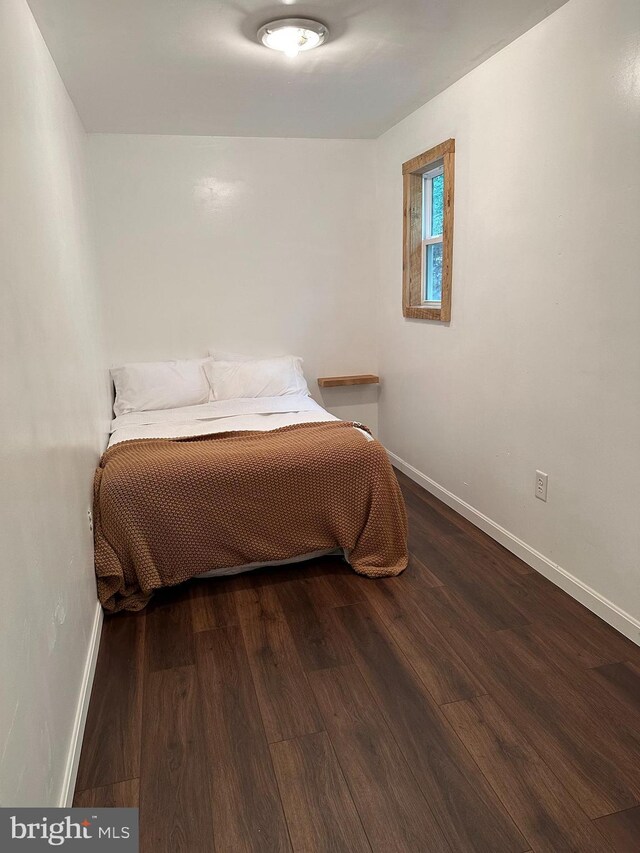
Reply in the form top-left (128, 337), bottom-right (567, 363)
top-left (27, 0), bottom-right (568, 138)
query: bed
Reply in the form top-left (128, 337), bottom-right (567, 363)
top-left (94, 356), bottom-right (408, 611)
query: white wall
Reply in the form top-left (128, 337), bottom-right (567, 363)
top-left (0, 0), bottom-right (109, 806)
top-left (88, 135), bottom-right (379, 430)
top-left (376, 0), bottom-right (640, 632)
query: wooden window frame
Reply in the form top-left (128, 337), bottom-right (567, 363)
top-left (402, 138), bottom-right (455, 321)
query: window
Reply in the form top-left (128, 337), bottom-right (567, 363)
top-left (402, 139), bottom-right (455, 321)
top-left (422, 166), bottom-right (444, 304)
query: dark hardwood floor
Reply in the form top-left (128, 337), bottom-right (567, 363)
top-left (74, 469), bottom-right (640, 852)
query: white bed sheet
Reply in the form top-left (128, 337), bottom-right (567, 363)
top-left (108, 395), bottom-right (339, 446)
top-left (106, 395), bottom-right (369, 578)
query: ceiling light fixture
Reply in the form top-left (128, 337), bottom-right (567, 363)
top-left (257, 18), bottom-right (328, 58)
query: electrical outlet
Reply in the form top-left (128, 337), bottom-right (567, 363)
top-left (535, 470), bottom-right (548, 502)
top-left (87, 509), bottom-right (94, 533)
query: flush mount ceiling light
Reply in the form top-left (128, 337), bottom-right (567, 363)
top-left (257, 18), bottom-right (328, 58)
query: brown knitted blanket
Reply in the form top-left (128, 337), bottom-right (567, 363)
top-left (93, 421), bottom-right (408, 611)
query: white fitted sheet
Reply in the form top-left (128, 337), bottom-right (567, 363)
top-left (106, 395), bottom-right (367, 578)
top-left (196, 547), bottom-right (345, 579)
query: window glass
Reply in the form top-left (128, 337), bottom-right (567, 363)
top-left (431, 174), bottom-right (444, 237)
top-left (425, 242), bottom-right (443, 302)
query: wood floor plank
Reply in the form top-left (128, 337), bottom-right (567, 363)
top-left (270, 731), bottom-right (371, 853)
top-left (413, 590), bottom-right (640, 817)
top-left (195, 627), bottom-right (291, 852)
top-left (482, 629), bottom-right (640, 817)
top-left (145, 588), bottom-right (195, 671)
top-left (276, 576), bottom-right (352, 671)
top-left (425, 603), bottom-right (640, 820)
top-left (240, 616), bottom-right (323, 743)
top-left (233, 569), bottom-right (287, 622)
top-left (396, 552), bottom-right (446, 590)
top-left (403, 490), bottom-right (565, 632)
top-left (400, 477), bottom-right (531, 580)
top-left (295, 558), bottom-right (368, 608)
top-left (593, 806), bottom-right (640, 852)
top-left (409, 586), bottom-right (509, 688)
top-left (139, 665), bottom-right (215, 853)
top-left (519, 613), bottom-right (622, 670)
top-left (309, 665), bottom-right (452, 853)
top-left (443, 694), bottom-right (613, 853)
top-left (74, 778), bottom-right (139, 808)
top-left (592, 661), bottom-right (640, 712)
top-left (334, 602), bottom-right (528, 853)
top-left (521, 572), bottom-right (640, 666)
top-left (364, 575), bottom-right (486, 704)
top-left (75, 613), bottom-right (144, 791)
top-left (513, 624), bottom-right (640, 747)
top-left (189, 575), bottom-right (239, 631)
top-left (395, 471), bottom-right (532, 577)
top-left (414, 524), bottom-right (554, 631)
top-left (408, 521), bottom-right (530, 633)
top-left (361, 566), bottom-right (428, 625)
top-left (407, 575), bottom-right (495, 635)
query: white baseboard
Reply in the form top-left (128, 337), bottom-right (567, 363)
top-left (388, 451), bottom-right (640, 648)
top-left (59, 600), bottom-right (103, 807)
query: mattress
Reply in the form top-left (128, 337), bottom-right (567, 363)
top-left (107, 395), bottom-right (367, 577)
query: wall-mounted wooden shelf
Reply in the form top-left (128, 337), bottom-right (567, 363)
top-left (317, 374), bottom-right (380, 388)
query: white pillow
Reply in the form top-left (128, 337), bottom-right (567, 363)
top-left (111, 359), bottom-right (211, 417)
top-left (204, 356), bottom-right (309, 401)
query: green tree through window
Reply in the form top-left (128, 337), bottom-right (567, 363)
top-left (431, 174), bottom-right (444, 236)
